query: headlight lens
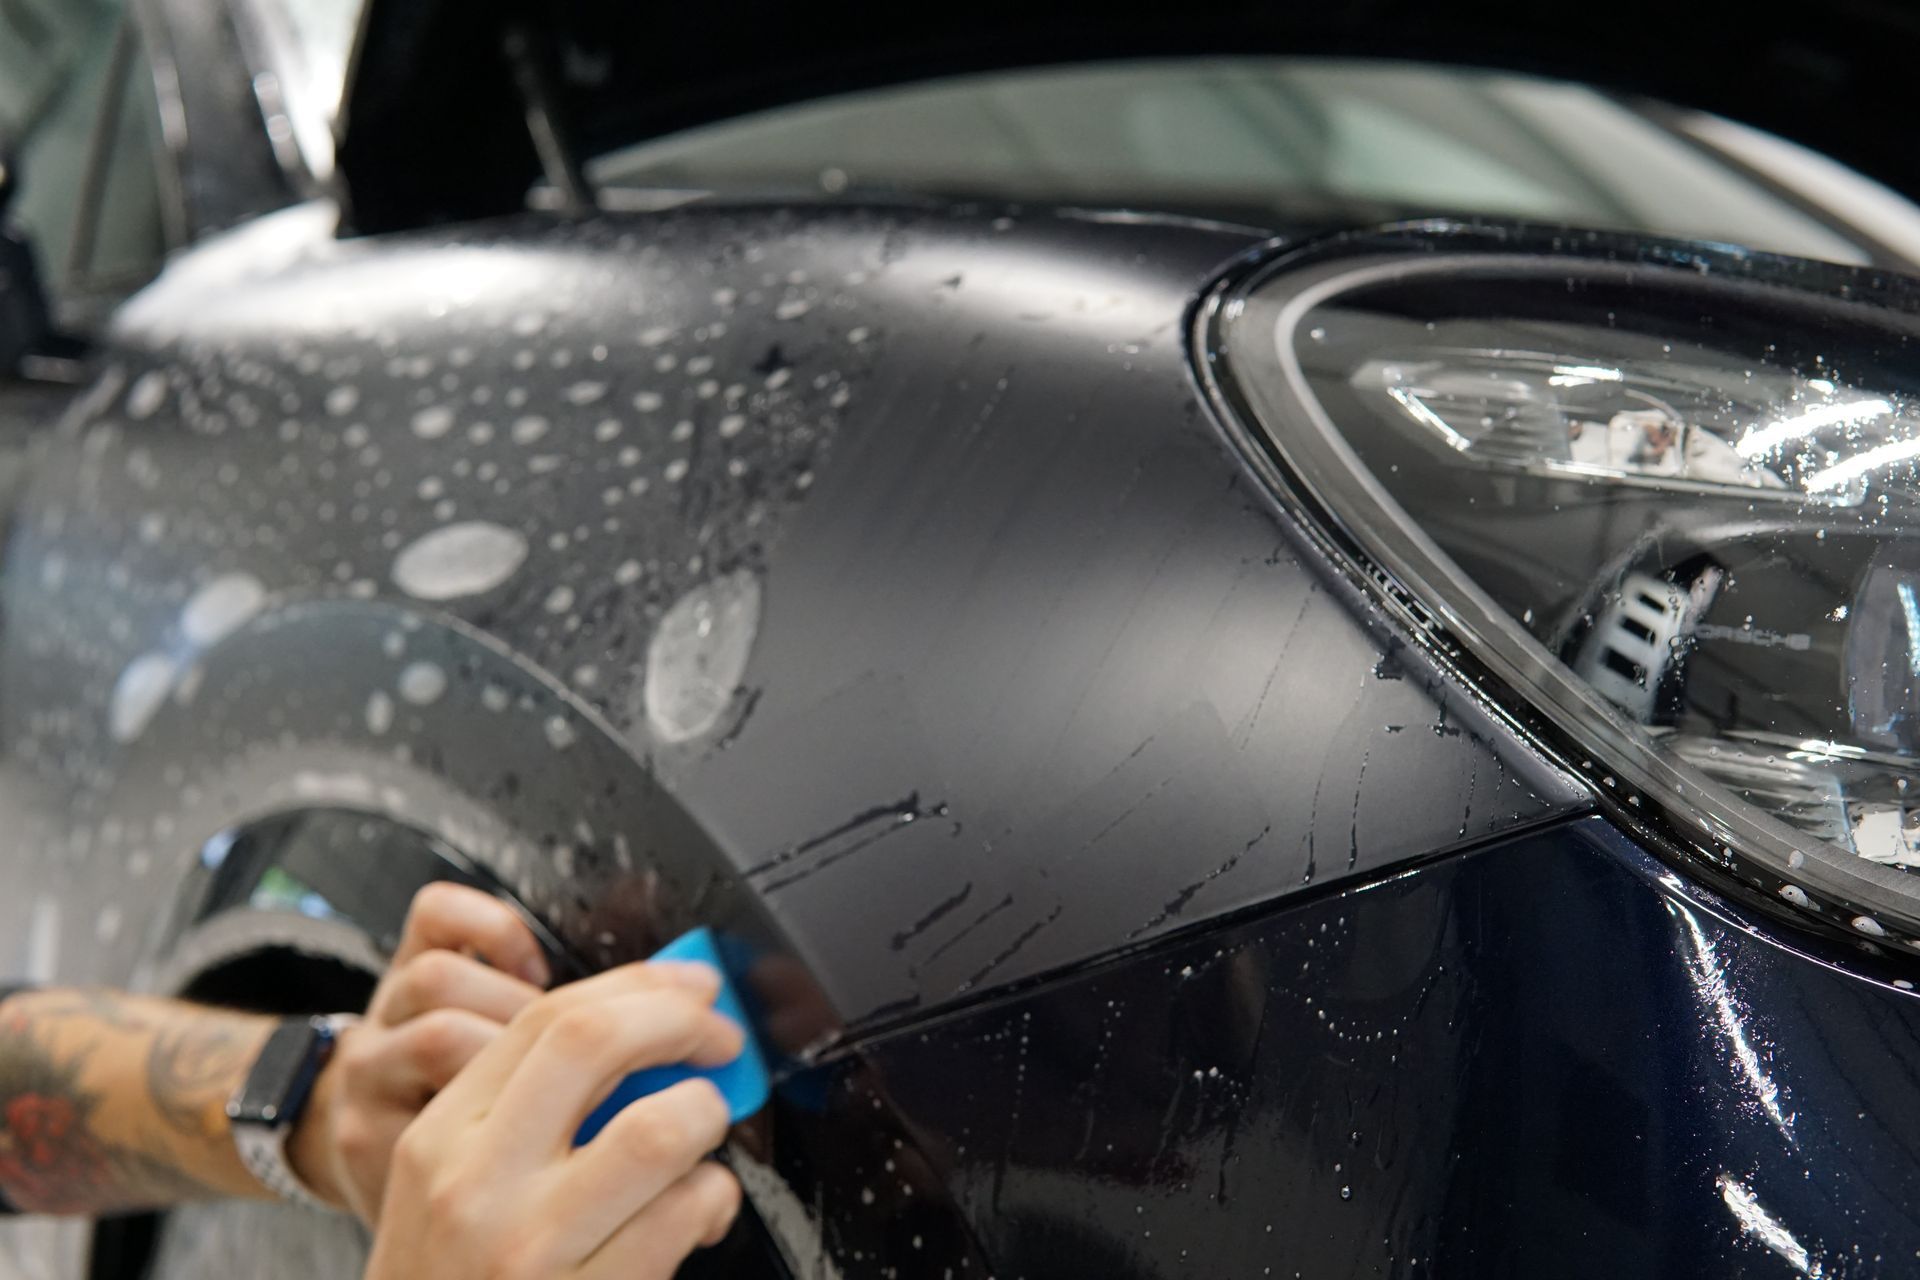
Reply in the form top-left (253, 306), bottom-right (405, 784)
top-left (1357, 348), bottom-right (1895, 506)
top-left (1208, 225), bottom-right (1920, 949)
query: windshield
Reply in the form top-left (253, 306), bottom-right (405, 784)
top-left (584, 58), bottom-right (1920, 268)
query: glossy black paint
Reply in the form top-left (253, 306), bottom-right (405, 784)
top-left (0, 197), bottom-right (1604, 1275)
top-left (765, 816), bottom-right (1920, 1278)
top-left (0, 204), bottom-right (1581, 1038)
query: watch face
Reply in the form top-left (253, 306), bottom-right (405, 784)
top-left (229, 1017), bottom-right (329, 1127)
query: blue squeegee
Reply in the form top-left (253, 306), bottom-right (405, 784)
top-left (572, 926), bottom-right (773, 1146)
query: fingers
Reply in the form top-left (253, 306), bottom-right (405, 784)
top-left (322, 889), bottom-right (549, 1232)
top-left (538, 1080), bottom-right (732, 1257)
top-left (371, 949), bottom-right (544, 1027)
top-left (360, 959), bottom-right (753, 1280)
top-left (373, 1008), bottom-right (502, 1095)
top-left (393, 882), bottom-right (550, 987)
top-left (317, 1010), bottom-right (503, 1224)
top-left (572, 1161), bottom-right (742, 1280)
top-left (432, 961), bottom-right (722, 1110)
top-left (479, 988), bottom-right (744, 1160)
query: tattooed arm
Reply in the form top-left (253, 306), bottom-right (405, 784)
top-left (0, 988), bottom-right (272, 1214)
top-left (0, 882), bottom-right (552, 1220)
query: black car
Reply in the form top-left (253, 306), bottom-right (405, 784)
top-left (5, 1), bottom-right (1920, 1276)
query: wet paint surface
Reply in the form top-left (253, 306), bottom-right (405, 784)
top-left (0, 202), bottom-right (1593, 1276)
top-left (767, 817), bottom-right (1920, 1277)
top-left (0, 202), bottom-right (1582, 1030)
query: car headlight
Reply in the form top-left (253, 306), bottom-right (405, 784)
top-left (1202, 222), bottom-right (1920, 956)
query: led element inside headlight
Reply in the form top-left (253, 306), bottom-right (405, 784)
top-left (1359, 350), bottom-right (1895, 506)
top-left (1209, 225), bottom-right (1920, 946)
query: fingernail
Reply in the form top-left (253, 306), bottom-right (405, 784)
top-left (651, 959), bottom-right (721, 989)
top-left (518, 955), bottom-right (552, 988)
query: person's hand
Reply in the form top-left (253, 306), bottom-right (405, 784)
top-left (364, 961), bottom-right (744, 1280)
top-left (288, 882), bottom-right (552, 1223)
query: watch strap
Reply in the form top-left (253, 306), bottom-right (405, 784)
top-left (229, 1013), bottom-right (358, 1208)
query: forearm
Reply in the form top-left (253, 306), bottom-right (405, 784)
top-left (0, 987), bottom-right (275, 1214)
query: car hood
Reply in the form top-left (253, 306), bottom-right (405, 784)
top-left (337, 0), bottom-right (1920, 235)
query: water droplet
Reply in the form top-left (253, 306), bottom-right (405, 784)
top-left (181, 573), bottom-right (266, 647)
top-left (397, 661), bottom-right (447, 706)
top-left (412, 405), bottom-right (455, 438)
top-left (366, 690), bottom-right (395, 734)
top-left (109, 653), bottom-right (178, 743)
top-left (643, 571), bottom-right (761, 744)
top-left (392, 521), bottom-right (528, 600)
top-left (127, 371), bottom-right (167, 420)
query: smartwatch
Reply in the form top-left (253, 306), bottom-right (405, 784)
top-left (227, 1013), bottom-right (357, 1207)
